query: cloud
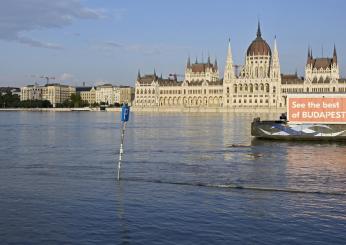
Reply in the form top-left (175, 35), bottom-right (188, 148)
top-left (59, 73), bottom-right (74, 81)
top-left (0, 0), bottom-right (104, 49)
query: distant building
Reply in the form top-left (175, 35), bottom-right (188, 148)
top-left (20, 85), bottom-right (43, 101)
top-left (119, 86), bottom-right (135, 105)
top-left (42, 83), bottom-right (76, 107)
top-left (77, 87), bottom-right (96, 105)
top-left (1, 87), bottom-right (21, 97)
top-left (95, 84), bottom-right (120, 105)
top-left (134, 22), bottom-right (346, 111)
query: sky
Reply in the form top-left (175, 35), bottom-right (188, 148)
top-left (1, 0), bottom-right (346, 87)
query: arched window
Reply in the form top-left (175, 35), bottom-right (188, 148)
top-left (234, 84), bottom-right (238, 93)
top-left (273, 86), bottom-right (276, 93)
top-left (266, 84), bottom-right (269, 93)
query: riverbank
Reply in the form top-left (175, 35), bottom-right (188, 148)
top-left (0, 108), bottom-right (102, 112)
top-left (0, 107), bottom-right (285, 113)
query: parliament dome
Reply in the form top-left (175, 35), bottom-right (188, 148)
top-left (246, 23), bottom-right (271, 56)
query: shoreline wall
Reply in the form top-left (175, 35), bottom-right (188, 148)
top-left (0, 107), bottom-right (286, 114)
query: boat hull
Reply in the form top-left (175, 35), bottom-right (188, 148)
top-left (251, 120), bottom-right (346, 141)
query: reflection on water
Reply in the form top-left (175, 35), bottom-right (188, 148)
top-left (0, 112), bottom-right (345, 244)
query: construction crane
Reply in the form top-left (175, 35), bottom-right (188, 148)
top-left (40, 75), bottom-right (55, 85)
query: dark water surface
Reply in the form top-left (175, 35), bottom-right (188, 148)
top-left (0, 112), bottom-right (345, 244)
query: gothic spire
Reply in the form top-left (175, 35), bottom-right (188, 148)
top-left (271, 36), bottom-right (280, 78)
top-left (195, 57), bottom-right (198, 64)
top-left (154, 68), bottom-right (156, 78)
top-left (333, 44), bottom-right (337, 64)
top-left (214, 58), bottom-right (218, 69)
top-left (257, 21), bottom-right (262, 38)
top-left (207, 55), bottom-right (211, 64)
top-left (224, 38), bottom-right (235, 80)
top-left (187, 56), bottom-right (191, 68)
top-left (137, 69), bottom-right (141, 80)
top-left (307, 46), bottom-right (313, 65)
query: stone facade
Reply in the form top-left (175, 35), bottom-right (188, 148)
top-left (134, 22), bottom-right (346, 111)
top-left (42, 84), bottom-right (76, 107)
top-left (21, 85), bottom-right (44, 101)
top-left (95, 84), bottom-right (120, 105)
top-left (79, 87), bottom-right (96, 105)
top-left (119, 86), bottom-right (135, 105)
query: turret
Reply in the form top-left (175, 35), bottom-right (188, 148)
top-left (270, 36), bottom-right (280, 78)
top-left (137, 69), bottom-right (141, 80)
top-left (224, 38), bottom-right (235, 81)
top-left (306, 47), bottom-right (313, 66)
top-left (333, 44), bottom-right (337, 64)
top-left (187, 56), bottom-right (191, 68)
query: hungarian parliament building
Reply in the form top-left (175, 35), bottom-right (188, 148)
top-left (134, 23), bottom-right (346, 111)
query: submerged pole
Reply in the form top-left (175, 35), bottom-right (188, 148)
top-left (117, 121), bottom-right (126, 180)
top-left (117, 104), bottom-right (130, 181)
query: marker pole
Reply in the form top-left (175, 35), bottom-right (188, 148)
top-left (117, 121), bottom-right (127, 181)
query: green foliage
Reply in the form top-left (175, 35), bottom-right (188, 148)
top-left (0, 92), bottom-right (20, 107)
top-left (56, 93), bottom-right (90, 108)
top-left (19, 100), bottom-right (53, 108)
top-left (0, 92), bottom-right (53, 108)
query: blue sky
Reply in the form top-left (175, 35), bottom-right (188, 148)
top-left (0, 0), bottom-right (345, 87)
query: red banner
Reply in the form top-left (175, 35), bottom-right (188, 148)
top-left (287, 97), bottom-right (346, 123)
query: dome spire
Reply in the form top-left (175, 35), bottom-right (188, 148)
top-left (257, 21), bottom-right (262, 38)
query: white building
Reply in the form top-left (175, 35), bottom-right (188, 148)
top-left (134, 22), bottom-right (346, 111)
top-left (95, 84), bottom-right (120, 105)
top-left (224, 23), bottom-right (284, 109)
top-left (42, 83), bottom-right (76, 107)
top-left (20, 85), bottom-right (44, 101)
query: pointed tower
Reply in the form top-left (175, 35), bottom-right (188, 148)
top-left (333, 44), bottom-right (337, 64)
top-left (257, 21), bottom-right (262, 38)
top-left (270, 36), bottom-right (281, 78)
top-left (306, 47), bottom-right (313, 66)
top-left (137, 69), bottom-right (141, 80)
top-left (187, 56), bottom-right (191, 68)
top-left (207, 55), bottom-right (211, 65)
top-left (224, 38), bottom-right (235, 81)
top-left (214, 58), bottom-right (218, 70)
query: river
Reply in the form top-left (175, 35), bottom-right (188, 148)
top-left (0, 112), bottom-right (345, 244)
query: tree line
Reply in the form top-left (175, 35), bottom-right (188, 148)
top-left (0, 92), bottom-right (100, 108)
